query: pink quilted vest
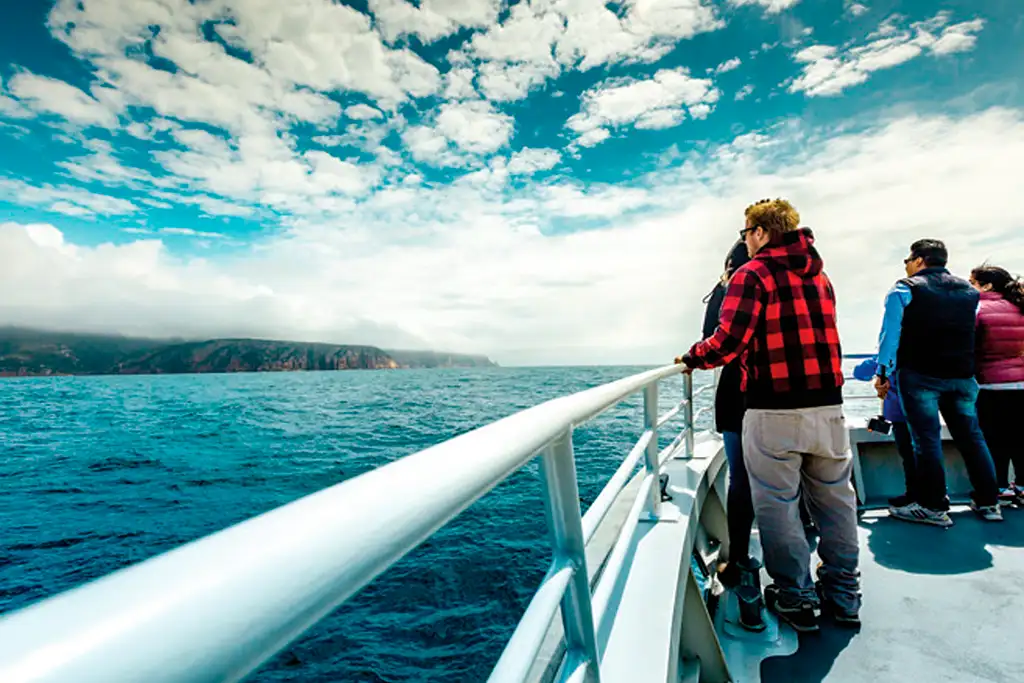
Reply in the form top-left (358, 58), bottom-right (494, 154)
top-left (976, 291), bottom-right (1024, 384)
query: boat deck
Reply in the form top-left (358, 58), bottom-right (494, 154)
top-left (726, 507), bottom-right (1024, 683)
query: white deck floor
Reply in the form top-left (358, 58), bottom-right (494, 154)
top-left (717, 507), bottom-right (1024, 683)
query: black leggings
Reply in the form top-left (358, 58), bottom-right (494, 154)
top-left (892, 421), bottom-right (916, 498)
top-left (977, 389), bottom-right (1024, 488)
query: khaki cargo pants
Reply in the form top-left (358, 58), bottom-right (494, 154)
top-left (743, 405), bottom-right (862, 612)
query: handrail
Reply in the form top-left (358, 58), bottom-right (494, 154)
top-left (488, 559), bottom-right (576, 681)
top-left (0, 363), bottom-right (700, 683)
top-left (581, 430), bottom-right (651, 545)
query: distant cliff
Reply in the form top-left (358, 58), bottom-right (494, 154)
top-left (0, 328), bottom-right (497, 377)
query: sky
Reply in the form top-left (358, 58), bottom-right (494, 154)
top-left (0, 0), bottom-right (1022, 366)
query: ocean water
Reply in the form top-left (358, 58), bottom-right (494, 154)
top-left (0, 367), bottom-right (711, 681)
top-left (0, 365), bottom-right (877, 681)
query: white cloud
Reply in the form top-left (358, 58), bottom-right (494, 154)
top-left (795, 45), bottom-right (837, 63)
top-left (576, 128), bottom-right (611, 148)
top-left (635, 108), bottom-right (685, 129)
top-left (790, 12), bottom-right (985, 97)
top-left (443, 67), bottom-right (478, 100)
top-left (0, 75), bottom-right (33, 119)
top-left (552, 0), bottom-right (722, 71)
top-left (728, 0), bottom-right (801, 14)
top-left (713, 57), bottom-right (742, 75)
top-left (478, 61), bottom-right (557, 102)
top-left (543, 184), bottom-right (656, 218)
top-left (55, 140), bottom-right (155, 187)
top-left (49, 201), bottom-right (96, 217)
top-left (4, 107), bottom-right (1024, 364)
top-left (368, 0), bottom-right (459, 43)
top-left (470, 2), bottom-right (565, 64)
top-left (435, 100), bottom-right (514, 155)
top-left (146, 125), bottom-right (381, 219)
top-left (399, 99), bottom-right (514, 165)
top-left (931, 19), bottom-right (986, 55)
top-left (462, 0), bottom-right (722, 99)
top-left (141, 198), bottom-right (175, 210)
top-left (567, 68), bottom-right (719, 145)
top-left (19, 0), bottom-right (432, 226)
top-left (556, 2), bottom-right (670, 71)
top-left (0, 178), bottom-right (138, 217)
top-left (687, 103), bottom-right (712, 120)
top-left (625, 0), bottom-right (724, 41)
top-left (507, 148), bottom-right (561, 175)
top-left (46, 0), bottom-right (441, 115)
top-left (369, 0), bottom-right (500, 44)
top-left (6, 72), bottom-right (118, 127)
top-left (151, 192), bottom-right (256, 218)
top-left (305, 151), bottom-right (375, 195)
top-left (402, 125), bottom-right (462, 166)
top-left (346, 104), bottom-right (384, 120)
top-left (845, 1), bottom-right (869, 18)
top-left (160, 227), bottom-right (226, 238)
top-left (735, 84), bottom-right (755, 100)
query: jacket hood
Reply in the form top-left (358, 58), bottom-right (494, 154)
top-left (755, 227), bottom-right (823, 278)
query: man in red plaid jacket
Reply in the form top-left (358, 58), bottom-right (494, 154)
top-left (677, 198), bottom-right (861, 633)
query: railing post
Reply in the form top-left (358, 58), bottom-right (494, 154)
top-left (642, 383), bottom-right (662, 519)
top-left (538, 429), bottom-right (601, 682)
top-left (683, 372), bottom-right (695, 457)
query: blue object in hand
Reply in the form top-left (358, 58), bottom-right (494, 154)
top-left (852, 356), bottom-right (905, 423)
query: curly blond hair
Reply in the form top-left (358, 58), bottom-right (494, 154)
top-left (744, 198), bottom-right (800, 236)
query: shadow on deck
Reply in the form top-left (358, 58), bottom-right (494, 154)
top-left (759, 507), bottom-right (1024, 683)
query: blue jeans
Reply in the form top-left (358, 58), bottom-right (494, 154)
top-left (897, 369), bottom-right (999, 510)
top-left (723, 431), bottom-right (754, 563)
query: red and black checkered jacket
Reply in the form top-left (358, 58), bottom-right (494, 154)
top-left (682, 228), bottom-right (844, 410)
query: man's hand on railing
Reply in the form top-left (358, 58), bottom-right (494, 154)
top-left (673, 356), bottom-right (693, 374)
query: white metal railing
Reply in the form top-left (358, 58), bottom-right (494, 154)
top-left (0, 365), bottom-right (714, 683)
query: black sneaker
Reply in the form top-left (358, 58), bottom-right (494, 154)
top-left (887, 493), bottom-right (914, 507)
top-left (815, 581), bottom-right (861, 629)
top-left (717, 561), bottom-right (741, 589)
top-left (764, 584), bottom-right (819, 633)
top-left (734, 558), bottom-right (766, 632)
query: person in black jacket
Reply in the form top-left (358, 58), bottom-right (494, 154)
top-left (701, 241), bottom-right (818, 631)
top-left (875, 239), bottom-right (1002, 525)
top-left (701, 241), bottom-right (765, 631)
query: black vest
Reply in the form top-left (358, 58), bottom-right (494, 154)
top-left (897, 267), bottom-right (979, 379)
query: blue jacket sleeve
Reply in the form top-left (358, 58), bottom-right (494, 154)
top-left (852, 357), bottom-right (879, 382)
top-left (876, 282), bottom-right (912, 377)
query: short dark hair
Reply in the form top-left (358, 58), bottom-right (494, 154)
top-left (909, 239), bottom-right (947, 268)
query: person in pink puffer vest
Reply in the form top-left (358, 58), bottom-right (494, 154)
top-left (971, 265), bottom-right (1024, 505)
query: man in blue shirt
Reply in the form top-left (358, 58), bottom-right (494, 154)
top-left (873, 239), bottom-right (1001, 526)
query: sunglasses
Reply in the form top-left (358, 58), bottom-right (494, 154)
top-left (904, 256), bottom-right (919, 265)
top-left (739, 227), bottom-right (757, 238)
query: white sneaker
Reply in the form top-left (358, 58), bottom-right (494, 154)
top-left (970, 500), bottom-right (1004, 522)
top-left (888, 502), bottom-right (954, 528)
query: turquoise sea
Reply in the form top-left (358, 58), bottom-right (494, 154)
top-left (0, 365), bottom-right (876, 681)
